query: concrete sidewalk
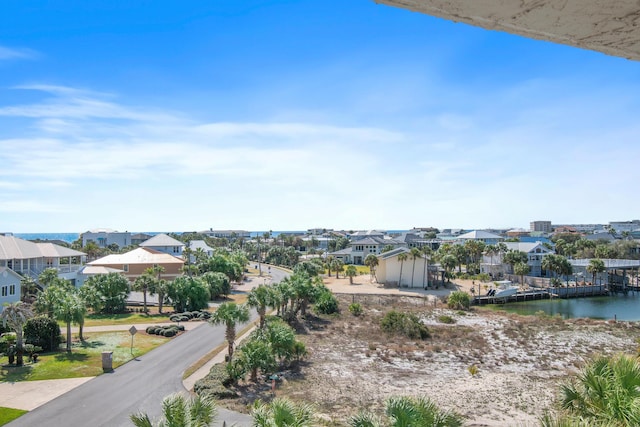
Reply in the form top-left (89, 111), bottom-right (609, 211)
top-left (0, 377), bottom-right (94, 411)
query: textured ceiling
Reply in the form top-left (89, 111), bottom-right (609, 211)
top-left (376, 0), bottom-right (640, 61)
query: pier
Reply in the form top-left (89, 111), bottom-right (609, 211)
top-left (473, 285), bottom-right (608, 305)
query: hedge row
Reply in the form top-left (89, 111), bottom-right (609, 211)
top-left (145, 325), bottom-right (185, 337)
top-left (169, 310), bottom-right (211, 323)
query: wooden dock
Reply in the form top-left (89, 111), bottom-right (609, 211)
top-left (473, 285), bottom-right (609, 305)
top-left (473, 289), bottom-right (550, 305)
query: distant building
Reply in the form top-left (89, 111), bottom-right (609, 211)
top-left (609, 220), bottom-right (640, 233)
top-left (457, 230), bottom-right (504, 245)
top-left (131, 233), bottom-right (153, 245)
top-left (82, 228), bottom-right (131, 249)
top-left (530, 221), bottom-right (552, 233)
top-left (200, 229), bottom-right (250, 239)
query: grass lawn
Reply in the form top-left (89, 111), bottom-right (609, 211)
top-left (0, 331), bottom-right (170, 382)
top-left (81, 312), bottom-right (172, 327)
top-left (0, 407), bottom-right (27, 425)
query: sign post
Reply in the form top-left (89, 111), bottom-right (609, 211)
top-left (129, 326), bottom-right (137, 355)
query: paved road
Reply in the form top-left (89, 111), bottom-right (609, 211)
top-left (9, 266), bottom-right (290, 427)
top-left (9, 322), bottom-right (252, 427)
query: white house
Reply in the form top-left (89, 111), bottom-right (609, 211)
top-left (82, 228), bottom-right (131, 249)
top-left (457, 230), bottom-right (504, 245)
top-left (481, 241), bottom-right (553, 277)
top-left (0, 267), bottom-right (23, 310)
top-left (187, 240), bottom-right (214, 262)
top-left (376, 247), bottom-right (428, 288)
top-left (139, 233), bottom-right (185, 257)
top-left (0, 235), bottom-right (86, 285)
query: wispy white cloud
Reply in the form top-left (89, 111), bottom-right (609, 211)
top-left (0, 45), bottom-right (38, 61)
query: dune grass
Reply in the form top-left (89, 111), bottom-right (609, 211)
top-left (0, 331), bottom-right (169, 382)
top-left (0, 407), bottom-right (27, 425)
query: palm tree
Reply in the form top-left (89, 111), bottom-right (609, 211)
top-left (20, 276), bottom-right (39, 302)
top-left (55, 293), bottom-right (86, 352)
top-left (483, 244), bottom-right (497, 277)
top-left (421, 246), bottom-right (432, 288)
top-left (587, 258), bottom-right (606, 286)
top-left (440, 254), bottom-right (457, 283)
top-left (349, 395), bottom-right (463, 427)
top-left (252, 397), bottom-right (315, 427)
top-left (130, 392), bottom-right (217, 427)
top-left (247, 284), bottom-right (271, 329)
top-left (1, 301), bottom-right (34, 366)
top-left (364, 254), bottom-right (379, 282)
top-left (150, 277), bottom-right (168, 314)
top-left (345, 265), bottom-right (358, 284)
top-left (397, 253), bottom-right (408, 288)
top-left (409, 247), bottom-right (422, 288)
top-left (560, 354), bottom-right (640, 425)
top-left (331, 258), bottom-right (344, 279)
top-left (133, 270), bottom-right (156, 314)
top-left (513, 262), bottom-right (530, 288)
top-left (208, 302), bottom-right (250, 361)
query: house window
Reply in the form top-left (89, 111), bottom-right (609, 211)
top-left (355, 245), bottom-right (363, 251)
top-left (123, 264), bottom-right (129, 272)
top-left (1, 286), bottom-right (6, 297)
top-left (9, 285), bottom-right (15, 295)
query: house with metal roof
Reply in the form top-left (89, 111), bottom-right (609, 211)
top-left (481, 241), bottom-right (553, 277)
top-left (139, 233), bottom-right (185, 257)
top-left (0, 235), bottom-right (86, 284)
top-left (457, 230), bottom-right (504, 245)
top-left (88, 247), bottom-right (184, 282)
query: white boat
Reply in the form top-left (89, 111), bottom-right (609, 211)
top-left (493, 280), bottom-right (519, 298)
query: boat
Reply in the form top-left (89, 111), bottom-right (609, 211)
top-left (493, 280), bottom-right (519, 298)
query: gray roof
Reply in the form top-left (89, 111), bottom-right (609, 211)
top-left (140, 233), bottom-right (185, 248)
top-left (504, 242), bottom-right (551, 254)
top-left (0, 235), bottom-right (85, 260)
top-left (458, 230), bottom-right (504, 240)
top-left (330, 248), bottom-right (353, 255)
top-left (189, 240), bottom-right (214, 252)
top-left (378, 247), bottom-right (411, 260)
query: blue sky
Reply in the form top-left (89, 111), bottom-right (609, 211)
top-left (1, 0), bottom-right (640, 233)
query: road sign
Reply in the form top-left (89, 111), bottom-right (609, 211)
top-left (129, 326), bottom-right (137, 355)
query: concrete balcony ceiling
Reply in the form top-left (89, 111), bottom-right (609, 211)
top-left (376, 0), bottom-right (640, 61)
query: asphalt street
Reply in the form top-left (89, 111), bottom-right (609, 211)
top-left (9, 265), bottom-right (290, 427)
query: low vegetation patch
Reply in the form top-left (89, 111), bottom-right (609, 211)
top-left (82, 312), bottom-right (171, 327)
top-left (437, 314), bottom-right (456, 324)
top-left (145, 324), bottom-right (185, 337)
top-left (380, 310), bottom-right (430, 339)
top-left (0, 407), bottom-right (27, 425)
top-left (0, 331), bottom-right (169, 382)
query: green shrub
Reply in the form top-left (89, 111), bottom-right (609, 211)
top-left (314, 291), bottom-right (339, 315)
top-left (447, 291), bottom-right (471, 310)
top-left (380, 310), bottom-right (430, 340)
top-left (163, 329), bottom-right (177, 337)
top-left (348, 303), bottom-right (363, 316)
top-left (437, 315), bottom-right (456, 324)
top-left (24, 316), bottom-right (61, 351)
top-left (194, 363), bottom-right (237, 399)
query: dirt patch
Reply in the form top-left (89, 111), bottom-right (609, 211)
top-left (218, 295), bottom-right (640, 426)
